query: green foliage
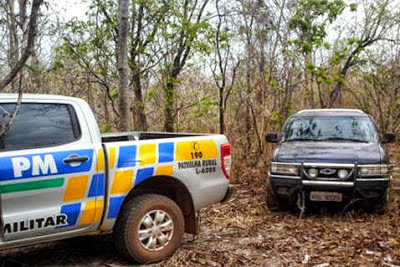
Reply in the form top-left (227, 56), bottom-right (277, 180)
top-left (54, 0), bottom-right (118, 81)
top-left (349, 3), bottom-right (358, 12)
top-left (110, 89), bottom-right (118, 101)
top-left (190, 96), bottom-right (218, 118)
top-left (289, 0), bottom-right (346, 53)
top-left (307, 63), bottom-right (334, 84)
top-left (99, 122), bottom-right (113, 133)
top-left (323, 42), bottom-right (331, 49)
top-left (146, 90), bottom-right (157, 101)
top-left (165, 76), bottom-right (182, 86)
top-left (268, 111), bottom-right (285, 128)
top-left (329, 48), bottom-right (347, 65)
top-left (159, 0), bottom-right (213, 60)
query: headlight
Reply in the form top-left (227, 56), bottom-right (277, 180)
top-left (270, 163), bottom-right (299, 175)
top-left (337, 169), bottom-right (349, 180)
top-left (308, 168), bottom-right (318, 179)
top-left (358, 165), bottom-right (390, 177)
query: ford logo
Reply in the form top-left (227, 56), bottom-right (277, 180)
top-left (320, 168), bottom-right (336, 175)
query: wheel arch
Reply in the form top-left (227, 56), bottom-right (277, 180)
top-left (117, 175), bottom-right (197, 235)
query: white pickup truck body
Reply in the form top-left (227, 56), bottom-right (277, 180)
top-left (0, 94), bottom-right (232, 262)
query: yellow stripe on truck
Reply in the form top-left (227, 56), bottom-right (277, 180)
top-left (93, 199), bottom-right (104, 222)
top-left (97, 149), bottom-right (105, 172)
top-left (80, 199), bottom-right (104, 225)
top-left (108, 147), bottom-right (116, 169)
top-left (111, 170), bottom-right (134, 194)
top-left (156, 165), bottom-right (173, 176)
top-left (139, 144), bottom-right (156, 166)
top-left (64, 176), bottom-right (89, 202)
top-left (176, 140), bottom-right (218, 161)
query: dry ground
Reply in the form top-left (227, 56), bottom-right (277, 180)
top-left (2, 170), bottom-right (400, 266)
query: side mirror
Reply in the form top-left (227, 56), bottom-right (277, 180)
top-left (382, 133), bottom-right (396, 144)
top-left (266, 133), bottom-right (278, 143)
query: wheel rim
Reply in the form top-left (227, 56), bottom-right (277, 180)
top-left (137, 209), bottom-right (174, 252)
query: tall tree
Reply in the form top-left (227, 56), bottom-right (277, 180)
top-left (117, 0), bottom-right (131, 131)
top-left (329, 0), bottom-right (400, 107)
top-left (289, 0), bottom-right (346, 108)
top-left (129, 1), bottom-right (170, 131)
top-left (211, 0), bottom-right (239, 134)
top-left (158, 0), bottom-right (210, 132)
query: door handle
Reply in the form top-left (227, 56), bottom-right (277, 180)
top-left (63, 155), bottom-right (89, 165)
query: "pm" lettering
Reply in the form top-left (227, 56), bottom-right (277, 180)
top-left (11, 155), bottom-right (58, 178)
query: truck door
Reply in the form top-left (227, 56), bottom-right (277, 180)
top-left (0, 102), bottom-right (103, 242)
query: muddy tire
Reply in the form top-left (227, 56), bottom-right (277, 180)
top-left (113, 194), bottom-right (184, 263)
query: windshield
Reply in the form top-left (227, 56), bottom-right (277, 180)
top-left (282, 116), bottom-right (378, 143)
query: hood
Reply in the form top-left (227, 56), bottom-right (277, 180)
top-left (274, 141), bottom-right (383, 164)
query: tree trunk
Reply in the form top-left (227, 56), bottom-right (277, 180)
top-left (104, 90), bottom-right (110, 124)
top-left (305, 52), bottom-right (314, 108)
top-left (117, 0), bottom-right (131, 131)
top-left (132, 72), bottom-right (148, 131)
top-left (163, 80), bottom-right (175, 132)
top-left (6, 0), bottom-right (19, 92)
top-left (219, 87), bottom-right (225, 134)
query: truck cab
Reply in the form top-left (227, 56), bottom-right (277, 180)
top-left (265, 109), bottom-right (395, 212)
top-left (0, 94), bottom-right (232, 263)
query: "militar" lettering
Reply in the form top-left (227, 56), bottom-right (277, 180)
top-left (3, 214), bottom-right (68, 234)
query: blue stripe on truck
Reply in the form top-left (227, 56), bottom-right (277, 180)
top-left (158, 142), bottom-right (174, 163)
top-left (117, 145), bottom-right (137, 168)
top-left (107, 196), bottom-right (125, 219)
top-left (0, 149), bottom-right (94, 181)
top-left (135, 167), bottom-right (154, 186)
top-left (87, 173), bottom-right (105, 197)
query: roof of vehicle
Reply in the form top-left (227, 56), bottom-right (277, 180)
top-left (294, 108), bottom-right (368, 117)
top-left (0, 93), bottom-right (82, 102)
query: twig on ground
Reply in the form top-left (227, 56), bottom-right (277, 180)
top-left (297, 192), bottom-right (306, 225)
top-left (194, 211), bottom-right (201, 241)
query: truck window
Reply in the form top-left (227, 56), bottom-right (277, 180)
top-left (0, 103), bottom-right (81, 151)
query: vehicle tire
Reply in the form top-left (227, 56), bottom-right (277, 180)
top-left (373, 191), bottom-right (388, 215)
top-left (113, 194), bottom-right (184, 263)
top-left (267, 182), bottom-right (286, 211)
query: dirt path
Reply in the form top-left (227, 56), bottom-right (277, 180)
top-left (2, 180), bottom-right (400, 266)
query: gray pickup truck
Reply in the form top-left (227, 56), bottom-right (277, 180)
top-left (265, 109), bottom-right (395, 212)
top-left (0, 94), bottom-right (233, 263)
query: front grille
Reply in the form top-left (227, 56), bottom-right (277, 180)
top-left (303, 164), bottom-right (354, 181)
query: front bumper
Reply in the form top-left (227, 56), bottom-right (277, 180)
top-left (270, 171), bottom-right (390, 200)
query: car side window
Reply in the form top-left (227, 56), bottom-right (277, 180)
top-left (0, 103), bottom-right (81, 151)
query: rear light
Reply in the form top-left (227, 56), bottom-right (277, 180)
top-left (221, 143), bottom-right (231, 180)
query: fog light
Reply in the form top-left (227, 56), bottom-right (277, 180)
top-left (338, 169), bottom-right (349, 180)
top-left (308, 168), bottom-right (318, 179)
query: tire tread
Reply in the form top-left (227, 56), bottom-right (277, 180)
top-left (113, 194), bottom-right (184, 263)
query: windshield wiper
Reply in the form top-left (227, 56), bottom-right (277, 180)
top-left (317, 137), bottom-right (369, 143)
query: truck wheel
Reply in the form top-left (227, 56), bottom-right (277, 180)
top-left (114, 194), bottom-right (184, 263)
top-left (374, 192), bottom-right (388, 215)
top-left (267, 182), bottom-right (281, 211)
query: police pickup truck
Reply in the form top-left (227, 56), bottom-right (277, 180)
top-left (266, 109), bottom-right (395, 213)
top-left (0, 94), bottom-right (232, 263)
